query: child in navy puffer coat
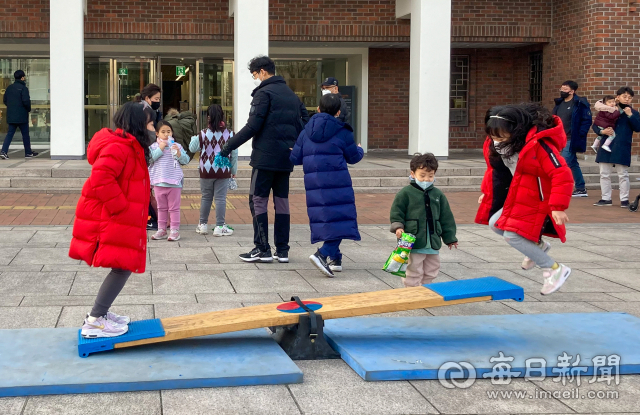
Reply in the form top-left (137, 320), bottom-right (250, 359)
top-left (290, 93), bottom-right (364, 277)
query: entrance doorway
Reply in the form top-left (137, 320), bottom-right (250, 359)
top-left (160, 59), bottom-right (196, 118)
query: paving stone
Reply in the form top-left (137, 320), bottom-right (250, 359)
top-left (211, 247), bottom-right (256, 264)
top-left (578, 245), bottom-right (640, 262)
top-left (0, 306), bottom-right (61, 329)
top-left (161, 386), bottom-right (300, 415)
top-left (427, 301), bottom-right (520, 316)
top-left (289, 360), bottom-right (436, 415)
top-left (187, 263), bottom-right (257, 271)
top-left (0, 248), bottom-right (21, 265)
top-left (0, 271), bottom-right (75, 296)
top-left (149, 246), bottom-right (219, 264)
top-left (526, 292), bottom-right (623, 302)
top-left (41, 264), bottom-right (92, 272)
top-left (0, 397), bottom-right (25, 415)
top-left (196, 293), bottom-right (283, 303)
top-left (0, 230), bottom-right (36, 243)
top-left (532, 376), bottom-right (640, 413)
top-left (503, 301), bottom-right (606, 314)
top-left (226, 270), bottom-right (316, 293)
top-left (296, 269), bottom-right (393, 293)
top-left (56, 304), bottom-right (154, 327)
top-left (154, 302), bottom-right (243, 319)
top-left (20, 295), bottom-right (96, 306)
top-left (151, 271), bottom-right (234, 294)
top-left (513, 269), bottom-right (633, 293)
top-left (0, 295), bottom-right (23, 306)
top-left (607, 292), bottom-right (640, 301)
top-left (144, 263), bottom-right (188, 271)
top-left (28, 230), bottom-right (73, 244)
top-left (23, 391), bottom-right (161, 415)
top-left (588, 302), bottom-right (640, 318)
top-left (579, 268), bottom-right (640, 290)
top-left (11, 248), bottom-right (79, 265)
top-left (411, 378), bottom-right (568, 414)
top-left (366, 269), bottom-right (455, 289)
top-left (112, 294), bottom-right (197, 305)
top-left (70, 271), bottom-right (152, 295)
top-left (593, 261), bottom-right (640, 269)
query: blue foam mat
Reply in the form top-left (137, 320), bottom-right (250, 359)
top-left (78, 318), bottom-right (165, 357)
top-left (0, 328), bottom-right (302, 397)
top-left (425, 276), bottom-right (524, 302)
top-left (324, 313), bottom-right (640, 381)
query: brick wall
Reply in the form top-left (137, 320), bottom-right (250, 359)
top-left (0, 0), bottom-right (49, 38)
top-left (367, 48), bottom-right (410, 149)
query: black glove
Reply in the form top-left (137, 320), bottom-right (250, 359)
top-left (219, 145), bottom-right (230, 158)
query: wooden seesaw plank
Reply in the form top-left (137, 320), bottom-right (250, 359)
top-left (78, 277), bottom-right (524, 357)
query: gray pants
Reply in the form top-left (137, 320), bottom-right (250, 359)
top-left (200, 178), bottom-right (230, 226)
top-left (489, 209), bottom-right (555, 269)
top-left (90, 268), bottom-right (132, 318)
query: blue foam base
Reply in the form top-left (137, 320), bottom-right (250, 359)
top-left (425, 276), bottom-right (524, 302)
top-left (78, 318), bottom-right (165, 357)
top-left (324, 313), bottom-right (640, 381)
top-left (0, 328), bottom-right (302, 397)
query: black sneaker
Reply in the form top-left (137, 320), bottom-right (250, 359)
top-left (25, 152), bottom-right (38, 158)
top-left (273, 251), bottom-right (289, 263)
top-left (310, 251), bottom-right (334, 277)
top-left (147, 220), bottom-right (158, 230)
top-left (328, 258), bottom-right (342, 273)
top-left (0, 152), bottom-right (8, 160)
top-left (572, 189), bottom-right (588, 198)
top-left (621, 200), bottom-right (630, 209)
top-left (239, 247), bottom-right (273, 263)
top-left (593, 199), bottom-right (613, 207)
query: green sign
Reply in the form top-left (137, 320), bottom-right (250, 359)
top-left (118, 68), bottom-right (128, 76)
top-left (176, 66), bottom-right (186, 76)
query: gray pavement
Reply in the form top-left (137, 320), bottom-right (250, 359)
top-left (1, 223), bottom-right (640, 414)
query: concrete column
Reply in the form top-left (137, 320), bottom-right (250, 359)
top-left (50, 0), bottom-right (85, 159)
top-left (230, 0), bottom-right (269, 157)
top-left (408, 0), bottom-right (451, 157)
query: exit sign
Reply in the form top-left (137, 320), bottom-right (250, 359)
top-left (176, 66), bottom-right (186, 76)
top-left (118, 68), bottom-right (128, 76)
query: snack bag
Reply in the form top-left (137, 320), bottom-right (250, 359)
top-left (382, 232), bottom-right (416, 277)
top-left (228, 177), bottom-right (238, 191)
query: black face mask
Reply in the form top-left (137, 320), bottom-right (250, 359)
top-left (619, 103), bottom-right (630, 109)
top-left (560, 92), bottom-right (571, 99)
top-left (150, 101), bottom-right (161, 111)
top-left (147, 130), bottom-right (156, 143)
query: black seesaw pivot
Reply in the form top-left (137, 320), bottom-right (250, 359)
top-left (271, 296), bottom-right (341, 360)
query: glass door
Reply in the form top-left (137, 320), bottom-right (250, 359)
top-left (197, 59), bottom-right (234, 131)
top-left (85, 59), bottom-right (110, 142)
top-left (111, 59), bottom-right (156, 114)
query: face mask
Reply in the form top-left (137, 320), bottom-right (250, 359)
top-left (619, 103), bottom-right (629, 109)
top-left (415, 179), bottom-right (434, 190)
top-left (147, 130), bottom-right (156, 142)
top-left (560, 91), bottom-right (570, 99)
top-left (494, 141), bottom-right (510, 155)
top-left (150, 101), bottom-right (161, 111)
top-left (253, 76), bottom-right (262, 87)
top-left (322, 89), bottom-right (331, 96)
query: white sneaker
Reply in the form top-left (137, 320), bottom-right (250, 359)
top-left (602, 144), bottom-right (612, 152)
top-left (85, 311), bottom-right (129, 327)
top-left (522, 240), bottom-right (551, 270)
top-left (541, 264), bottom-right (572, 295)
top-left (213, 224), bottom-right (234, 237)
top-left (196, 223), bottom-right (209, 235)
top-left (591, 144), bottom-right (599, 152)
top-left (81, 316), bottom-right (129, 338)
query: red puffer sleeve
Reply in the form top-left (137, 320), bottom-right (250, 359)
top-left (536, 139), bottom-right (574, 212)
top-left (89, 144), bottom-right (129, 215)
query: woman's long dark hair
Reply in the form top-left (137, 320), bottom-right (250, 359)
top-left (113, 101), bottom-right (152, 166)
top-left (207, 104), bottom-right (226, 132)
top-left (485, 103), bottom-right (555, 159)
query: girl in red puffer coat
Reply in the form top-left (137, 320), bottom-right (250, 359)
top-left (69, 101), bottom-right (153, 338)
top-left (476, 103), bottom-right (574, 296)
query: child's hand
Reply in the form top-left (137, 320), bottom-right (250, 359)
top-left (447, 242), bottom-right (459, 250)
top-left (171, 144), bottom-right (181, 157)
top-left (551, 211), bottom-right (569, 225)
top-left (231, 174), bottom-right (236, 179)
top-left (158, 140), bottom-right (167, 150)
top-left (395, 229), bottom-right (404, 239)
top-left (358, 143), bottom-right (362, 148)
top-left (478, 194), bottom-right (484, 204)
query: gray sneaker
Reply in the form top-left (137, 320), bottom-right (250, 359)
top-left (81, 316), bottom-right (129, 338)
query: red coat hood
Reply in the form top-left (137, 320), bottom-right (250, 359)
top-left (87, 128), bottom-right (140, 166)
top-left (525, 115), bottom-right (567, 151)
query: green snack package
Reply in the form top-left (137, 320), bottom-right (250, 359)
top-left (382, 232), bottom-right (416, 277)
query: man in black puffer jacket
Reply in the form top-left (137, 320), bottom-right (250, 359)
top-left (2, 70), bottom-right (38, 159)
top-left (220, 56), bottom-right (309, 263)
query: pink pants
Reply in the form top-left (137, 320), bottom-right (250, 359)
top-left (403, 253), bottom-right (440, 287)
top-left (153, 186), bottom-right (181, 230)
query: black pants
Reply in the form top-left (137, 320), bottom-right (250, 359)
top-left (2, 123), bottom-right (32, 155)
top-left (249, 168), bottom-right (290, 253)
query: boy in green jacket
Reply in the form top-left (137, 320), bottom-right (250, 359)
top-left (390, 153), bottom-right (458, 287)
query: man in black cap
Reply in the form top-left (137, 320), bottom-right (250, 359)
top-left (321, 77), bottom-right (350, 124)
top-left (1, 70), bottom-right (37, 159)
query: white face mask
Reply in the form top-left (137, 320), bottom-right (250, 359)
top-left (253, 77), bottom-right (262, 87)
top-left (321, 89), bottom-right (331, 96)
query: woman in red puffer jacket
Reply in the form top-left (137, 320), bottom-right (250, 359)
top-left (476, 103), bottom-right (574, 296)
top-left (69, 101), bottom-right (152, 338)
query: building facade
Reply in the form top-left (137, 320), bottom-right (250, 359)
top-left (0, 0), bottom-right (639, 159)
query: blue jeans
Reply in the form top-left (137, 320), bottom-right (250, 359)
top-left (561, 140), bottom-right (585, 191)
top-left (2, 123), bottom-right (33, 155)
top-left (319, 239), bottom-right (342, 261)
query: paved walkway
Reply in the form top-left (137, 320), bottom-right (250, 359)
top-left (0, 189), bottom-right (636, 226)
top-left (0, 223), bottom-right (639, 414)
